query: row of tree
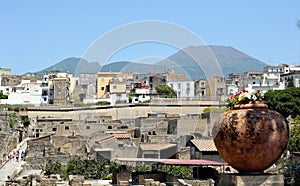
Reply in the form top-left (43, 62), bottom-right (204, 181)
top-left (45, 157), bottom-right (192, 180)
top-left (45, 158), bottom-right (118, 180)
top-left (263, 87), bottom-right (300, 185)
top-left (264, 87), bottom-right (300, 118)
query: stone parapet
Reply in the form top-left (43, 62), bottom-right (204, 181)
top-left (219, 173), bottom-right (284, 186)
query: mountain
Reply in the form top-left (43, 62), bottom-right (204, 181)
top-left (35, 45), bottom-right (267, 79)
top-left (158, 45), bottom-right (266, 80)
top-left (100, 61), bottom-right (166, 74)
top-left (35, 57), bottom-right (100, 76)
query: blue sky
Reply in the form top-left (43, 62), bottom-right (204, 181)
top-left (1, 1), bottom-right (300, 75)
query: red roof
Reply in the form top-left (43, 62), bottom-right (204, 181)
top-left (112, 133), bottom-right (131, 139)
top-left (191, 139), bottom-right (217, 151)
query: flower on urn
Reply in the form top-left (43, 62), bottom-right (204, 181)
top-left (226, 89), bottom-right (264, 109)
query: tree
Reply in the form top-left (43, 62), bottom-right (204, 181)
top-left (288, 79), bottom-right (295, 88)
top-left (21, 116), bottom-right (30, 127)
top-left (283, 116), bottom-right (300, 185)
top-left (288, 116), bottom-right (300, 152)
top-left (155, 84), bottom-right (176, 98)
top-left (264, 87), bottom-right (300, 118)
top-left (0, 92), bottom-right (8, 99)
top-left (67, 157), bottom-right (85, 175)
top-left (45, 160), bottom-right (62, 175)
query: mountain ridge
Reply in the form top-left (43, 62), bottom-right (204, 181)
top-left (34, 45), bottom-right (267, 79)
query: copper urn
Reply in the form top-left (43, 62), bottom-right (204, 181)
top-left (213, 102), bottom-right (288, 173)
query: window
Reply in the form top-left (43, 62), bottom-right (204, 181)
top-left (201, 90), bottom-right (205, 96)
top-left (177, 83), bottom-right (181, 89)
top-left (65, 126), bottom-right (69, 130)
top-left (113, 85), bottom-right (117, 89)
top-left (108, 126), bottom-right (112, 129)
top-left (191, 146), bottom-right (196, 157)
top-left (186, 89), bottom-right (190, 96)
top-left (101, 87), bottom-right (104, 91)
top-left (170, 83), bottom-right (173, 88)
top-left (86, 126), bottom-right (90, 130)
top-left (101, 77), bottom-right (105, 82)
top-left (52, 128), bottom-right (57, 132)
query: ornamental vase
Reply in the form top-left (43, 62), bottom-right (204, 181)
top-left (212, 101), bottom-right (288, 173)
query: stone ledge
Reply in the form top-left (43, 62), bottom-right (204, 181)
top-left (219, 173), bottom-right (284, 186)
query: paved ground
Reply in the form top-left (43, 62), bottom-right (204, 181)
top-left (0, 138), bottom-right (29, 184)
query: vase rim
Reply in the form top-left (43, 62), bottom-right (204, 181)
top-left (233, 101), bottom-right (268, 109)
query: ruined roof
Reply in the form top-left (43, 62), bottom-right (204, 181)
top-left (139, 143), bottom-right (177, 151)
top-left (112, 133), bottom-right (131, 139)
top-left (191, 138), bottom-right (217, 152)
top-left (159, 159), bottom-right (225, 166)
top-left (115, 158), bottom-right (225, 166)
top-left (95, 135), bottom-right (115, 143)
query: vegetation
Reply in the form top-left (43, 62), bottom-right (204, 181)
top-left (115, 100), bottom-right (127, 104)
top-left (0, 92), bottom-right (8, 99)
top-left (95, 101), bottom-right (111, 106)
top-left (45, 160), bottom-right (62, 175)
top-left (226, 89), bottom-right (263, 109)
top-left (263, 87), bottom-right (300, 118)
top-left (155, 84), bottom-right (176, 98)
top-left (128, 96), bottom-right (132, 103)
top-left (284, 159), bottom-right (300, 186)
top-left (45, 158), bottom-right (120, 180)
top-left (45, 158), bottom-right (191, 180)
top-left (9, 117), bottom-right (15, 128)
top-left (130, 164), bottom-right (191, 179)
top-left (203, 107), bottom-right (228, 113)
top-left (21, 116), bottom-right (30, 127)
top-left (261, 88), bottom-right (300, 184)
top-left (281, 116), bottom-right (300, 185)
top-left (288, 116), bottom-right (300, 152)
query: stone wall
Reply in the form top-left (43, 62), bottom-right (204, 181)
top-left (219, 174), bottom-right (284, 186)
top-left (0, 131), bottom-right (19, 164)
top-left (178, 179), bottom-right (215, 186)
top-left (27, 103), bottom-right (210, 121)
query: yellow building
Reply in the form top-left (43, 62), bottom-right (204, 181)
top-left (109, 77), bottom-right (126, 94)
top-left (97, 72), bottom-right (121, 98)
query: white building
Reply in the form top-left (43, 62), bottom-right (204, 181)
top-left (0, 80), bottom-right (43, 105)
top-left (281, 72), bottom-right (300, 88)
top-left (167, 81), bottom-right (194, 99)
top-left (131, 88), bottom-right (151, 103)
top-left (41, 72), bottom-right (73, 105)
top-left (241, 69), bottom-right (285, 94)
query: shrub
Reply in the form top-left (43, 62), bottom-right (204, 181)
top-left (95, 101), bottom-right (110, 106)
